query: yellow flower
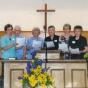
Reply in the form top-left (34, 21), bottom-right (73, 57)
top-left (44, 72), bottom-right (47, 76)
top-left (31, 60), bottom-right (34, 63)
top-left (43, 79), bottom-right (47, 83)
top-left (40, 74), bottom-right (46, 79)
top-left (38, 76), bottom-right (43, 82)
top-left (49, 76), bottom-right (55, 84)
top-left (50, 85), bottom-right (54, 88)
top-left (37, 65), bottom-right (42, 70)
top-left (28, 75), bottom-right (35, 81)
top-left (29, 79), bottom-right (37, 87)
top-left (35, 55), bottom-right (38, 59)
top-left (40, 84), bottom-right (46, 88)
top-left (22, 73), bottom-right (29, 78)
top-left (19, 79), bottom-right (23, 83)
top-left (30, 68), bottom-right (33, 72)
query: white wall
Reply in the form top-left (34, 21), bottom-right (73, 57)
top-left (0, 0), bottom-right (88, 31)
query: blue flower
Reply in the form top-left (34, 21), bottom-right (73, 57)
top-left (32, 51), bottom-right (36, 55)
top-left (26, 67), bottom-right (31, 74)
top-left (32, 64), bottom-right (36, 69)
top-left (28, 84), bottom-right (30, 87)
top-left (38, 59), bottom-right (43, 66)
top-left (18, 76), bottom-right (22, 80)
top-left (42, 68), bottom-right (46, 73)
top-left (27, 62), bottom-right (31, 68)
top-left (32, 51), bottom-right (36, 59)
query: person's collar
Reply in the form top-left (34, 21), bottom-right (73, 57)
top-left (75, 35), bottom-right (82, 40)
top-left (15, 34), bottom-right (20, 38)
top-left (49, 34), bottom-right (55, 37)
top-left (49, 34), bottom-right (55, 40)
top-left (6, 34), bottom-right (11, 38)
top-left (33, 36), bottom-right (38, 40)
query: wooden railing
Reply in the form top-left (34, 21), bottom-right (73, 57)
top-left (0, 31), bottom-right (88, 40)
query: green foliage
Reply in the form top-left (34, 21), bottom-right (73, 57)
top-left (84, 54), bottom-right (88, 59)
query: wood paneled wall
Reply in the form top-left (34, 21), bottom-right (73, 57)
top-left (0, 31), bottom-right (88, 41)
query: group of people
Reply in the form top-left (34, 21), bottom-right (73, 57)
top-left (0, 23), bottom-right (88, 60)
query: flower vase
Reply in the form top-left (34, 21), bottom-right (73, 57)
top-left (22, 85), bottom-right (30, 88)
top-left (23, 86), bottom-right (30, 88)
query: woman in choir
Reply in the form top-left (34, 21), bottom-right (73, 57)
top-left (26, 27), bottom-right (44, 59)
top-left (59, 23), bottom-right (72, 44)
top-left (44, 25), bottom-right (59, 50)
top-left (13, 25), bottom-right (26, 60)
top-left (1, 24), bottom-right (18, 59)
top-left (69, 25), bottom-right (88, 59)
top-left (59, 24), bottom-right (72, 59)
top-left (0, 39), bottom-right (1, 58)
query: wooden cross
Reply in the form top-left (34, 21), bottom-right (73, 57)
top-left (36, 4), bottom-right (55, 30)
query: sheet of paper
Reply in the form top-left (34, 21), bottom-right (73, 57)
top-left (16, 38), bottom-right (25, 47)
top-left (32, 40), bottom-right (42, 48)
top-left (70, 48), bottom-right (79, 54)
top-left (59, 44), bottom-right (68, 52)
top-left (9, 58), bottom-right (15, 60)
top-left (46, 41), bottom-right (55, 47)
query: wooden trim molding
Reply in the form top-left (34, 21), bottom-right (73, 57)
top-left (36, 50), bottom-right (61, 53)
top-left (1, 59), bottom-right (87, 63)
top-left (71, 69), bottom-right (86, 88)
top-left (50, 69), bottom-right (65, 88)
top-left (0, 31), bottom-right (88, 41)
top-left (10, 69), bottom-right (24, 88)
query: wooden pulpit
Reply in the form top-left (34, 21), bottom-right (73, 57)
top-left (1, 59), bottom-right (88, 88)
top-left (36, 50), bottom-right (61, 59)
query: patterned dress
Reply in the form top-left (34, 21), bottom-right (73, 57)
top-left (59, 35), bottom-right (71, 44)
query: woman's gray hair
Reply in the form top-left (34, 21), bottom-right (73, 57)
top-left (32, 27), bottom-right (40, 34)
top-left (14, 25), bottom-right (21, 31)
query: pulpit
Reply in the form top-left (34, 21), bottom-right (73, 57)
top-left (36, 50), bottom-right (61, 59)
top-left (1, 59), bottom-right (88, 88)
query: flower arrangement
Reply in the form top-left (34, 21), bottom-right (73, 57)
top-left (18, 51), bottom-right (55, 88)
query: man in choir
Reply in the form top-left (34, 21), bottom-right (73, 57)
top-left (13, 25), bottom-right (26, 60)
top-left (26, 27), bottom-right (44, 59)
top-left (0, 24), bottom-right (18, 59)
top-left (44, 25), bottom-right (59, 50)
top-left (69, 25), bottom-right (88, 59)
